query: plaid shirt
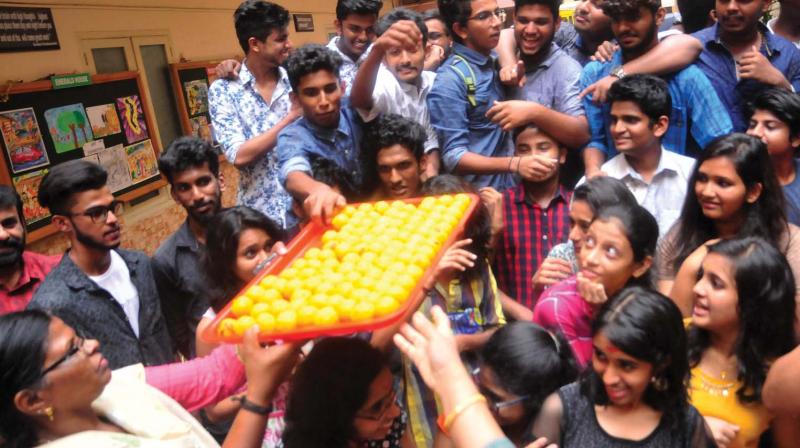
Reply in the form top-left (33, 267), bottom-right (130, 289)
top-left (494, 184), bottom-right (572, 310)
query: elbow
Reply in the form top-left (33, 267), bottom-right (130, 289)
top-left (232, 154), bottom-right (253, 169)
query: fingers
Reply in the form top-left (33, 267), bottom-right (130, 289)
top-left (393, 331), bottom-right (415, 357)
top-left (486, 101), bottom-right (503, 119)
top-left (411, 310), bottom-right (440, 340)
top-left (524, 438), bottom-right (557, 448)
top-left (449, 238), bottom-right (473, 250)
top-left (579, 84), bottom-right (595, 99)
top-left (429, 305), bottom-right (452, 334)
top-left (271, 241), bottom-right (288, 255)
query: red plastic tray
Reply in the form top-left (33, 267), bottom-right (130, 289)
top-left (200, 194), bottom-right (480, 343)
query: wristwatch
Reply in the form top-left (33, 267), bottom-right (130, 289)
top-left (610, 65), bottom-right (626, 79)
top-left (234, 396), bottom-right (272, 416)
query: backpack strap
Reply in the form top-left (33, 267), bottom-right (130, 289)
top-left (448, 55), bottom-right (478, 107)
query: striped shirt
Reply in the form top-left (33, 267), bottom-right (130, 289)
top-left (404, 262), bottom-right (506, 447)
top-left (494, 184), bottom-right (572, 310)
top-left (533, 275), bottom-right (594, 367)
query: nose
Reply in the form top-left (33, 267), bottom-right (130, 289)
top-left (0, 226), bottom-right (9, 241)
top-left (747, 124), bottom-right (766, 141)
top-left (611, 119), bottom-right (625, 135)
top-left (82, 338), bottom-right (101, 355)
top-left (318, 91), bottom-right (331, 109)
top-left (106, 209), bottom-right (119, 225)
top-left (389, 168), bottom-right (402, 183)
top-left (583, 246), bottom-right (600, 267)
top-left (602, 365), bottom-right (620, 386)
top-left (569, 225), bottom-right (584, 247)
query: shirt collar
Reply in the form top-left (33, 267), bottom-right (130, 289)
top-left (513, 183), bottom-right (569, 207)
top-left (709, 22), bottom-right (778, 58)
top-left (302, 110), bottom-right (350, 143)
top-left (63, 250), bottom-right (139, 291)
top-left (175, 220), bottom-right (201, 251)
top-left (6, 252), bottom-right (41, 292)
top-left (239, 60), bottom-right (255, 85)
top-left (616, 147), bottom-right (679, 181)
top-left (526, 43), bottom-right (560, 72)
top-left (327, 36), bottom-right (370, 65)
top-left (452, 42), bottom-right (494, 67)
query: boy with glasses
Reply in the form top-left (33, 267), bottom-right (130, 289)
top-left (28, 161), bottom-right (173, 369)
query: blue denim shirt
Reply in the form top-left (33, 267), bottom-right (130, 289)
top-left (277, 101), bottom-right (363, 188)
top-left (427, 42), bottom-right (514, 190)
top-left (693, 23), bottom-right (800, 132)
top-left (581, 51), bottom-right (733, 158)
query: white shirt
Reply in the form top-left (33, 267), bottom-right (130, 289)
top-left (578, 148), bottom-right (695, 239)
top-left (327, 36), bottom-right (372, 95)
top-left (356, 64), bottom-right (439, 153)
top-left (89, 250), bottom-right (141, 337)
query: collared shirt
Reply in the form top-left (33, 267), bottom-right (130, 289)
top-left (554, 22), bottom-right (592, 66)
top-left (494, 184), bottom-right (572, 310)
top-left (509, 43), bottom-right (584, 118)
top-left (768, 18), bottom-right (800, 49)
top-left (28, 249), bottom-right (174, 369)
top-left (152, 220), bottom-right (211, 358)
top-left (427, 42), bottom-right (514, 190)
top-left (533, 275), bottom-right (594, 367)
top-left (208, 62), bottom-right (295, 228)
top-left (0, 251), bottom-right (60, 314)
top-left (277, 101), bottom-right (364, 187)
top-left (590, 148), bottom-right (695, 238)
top-left (692, 23), bottom-right (800, 132)
top-left (356, 64), bottom-right (439, 153)
top-left (581, 50), bottom-right (733, 157)
top-left (327, 36), bottom-right (371, 95)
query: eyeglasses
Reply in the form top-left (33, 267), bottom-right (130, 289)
top-left (41, 336), bottom-right (85, 377)
top-left (471, 367), bottom-right (530, 412)
top-left (69, 201), bottom-right (122, 223)
top-left (467, 8), bottom-right (507, 23)
top-left (355, 389), bottom-right (397, 421)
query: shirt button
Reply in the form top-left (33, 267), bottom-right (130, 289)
top-left (543, 235), bottom-right (548, 240)
top-left (543, 211), bottom-right (548, 216)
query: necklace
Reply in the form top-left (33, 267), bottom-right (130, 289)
top-left (695, 369), bottom-right (737, 398)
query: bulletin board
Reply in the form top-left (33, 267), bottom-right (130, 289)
top-left (169, 60), bottom-right (223, 146)
top-left (0, 71), bottom-right (165, 242)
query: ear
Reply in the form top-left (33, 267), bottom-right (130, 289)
top-left (791, 133), bottom-right (800, 150)
top-left (14, 388), bottom-right (49, 419)
top-left (452, 21), bottom-right (469, 43)
top-left (654, 7), bottom-right (666, 27)
top-left (554, 14), bottom-right (561, 33)
top-left (218, 172), bottom-right (226, 193)
top-left (51, 215), bottom-right (72, 234)
top-left (631, 255), bottom-right (653, 279)
top-left (169, 185), bottom-right (179, 203)
top-left (652, 115), bottom-right (670, 139)
top-left (558, 146), bottom-right (568, 165)
top-left (289, 91), bottom-right (298, 105)
top-left (746, 182), bottom-right (763, 204)
top-left (247, 36), bottom-right (260, 54)
top-left (334, 19), bottom-right (343, 36)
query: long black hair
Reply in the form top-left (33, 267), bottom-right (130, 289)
top-left (480, 322), bottom-right (578, 422)
top-left (582, 287), bottom-right (690, 433)
top-left (688, 237), bottom-right (796, 404)
top-left (671, 133), bottom-right (787, 274)
top-left (0, 310), bottom-right (52, 447)
top-left (204, 206), bottom-right (283, 311)
top-left (588, 204), bottom-right (659, 289)
top-left (283, 337), bottom-right (386, 448)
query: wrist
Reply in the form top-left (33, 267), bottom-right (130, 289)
top-left (244, 386), bottom-right (273, 408)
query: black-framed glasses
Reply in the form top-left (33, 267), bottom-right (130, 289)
top-left (69, 201), bottom-right (122, 223)
top-left (355, 389), bottom-right (397, 421)
top-left (467, 8), bottom-right (507, 23)
top-left (40, 336), bottom-right (85, 377)
top-left (471, 367), bottom-right (529, 412)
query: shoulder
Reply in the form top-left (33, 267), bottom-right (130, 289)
top-left (278, 118), bottom-right (308, 139)
top-left (580, 59), bottom-right (610, 80)
top-left (208, 77), bottom-right (240, 97)
top-left (664, 150), bottom-right (697, 175)
top-left (691, 26), bottom-right (716, 44)
top-left (153, 231), bottom-right (181, 262)
top-left (23, 251), bottom-right (61, 272)
top-left (552, 49), bottom-right (583, 76)
top-left (601, 154), bottom-right (626, 173)
top-left (116, 249), bottom-right (151, 269)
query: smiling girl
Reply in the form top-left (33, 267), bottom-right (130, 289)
top-left (533, 203), bottom-right (658, 366)
top-left (656, 133), bottom-right (800, 337)
top-left (532, 287), bottom-right (715, 447)
top-left (688, 237), bottom-right (798, 448)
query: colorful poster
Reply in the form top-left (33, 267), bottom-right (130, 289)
top-left (189, 116), bottom-right (214, 143)
top-left (183, 80), bottom-right (209, 116)
top-left (86, 104), bottom-right (121, 138)
top-left (82, 139), bottom-right (105, 156)
top-left (116, 95), bottom-right (149, 144)
top-left (44, 103), bottom-right (94, 153)
top-left (12, 169), bottom-right (50, 225)
top-left (98, 144), bottom-right (133, 192)
top-left (124, 139), bottom-right (159, 184)
top-left (0, 107), bottom-right (50, 173)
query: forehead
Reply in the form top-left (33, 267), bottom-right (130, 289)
top-left (0, 205), bottom-right (21, 222)
top-left (594, 331), bottom-right (638, 361)
top-left (516, 4), bottom-right (555, 18)
top-left (751, 108), bottom-right (785, 123)
top-left (171, 162), bottom-right (215, 183)
top-left (363, 368), bottom-right (393, 407)
top-left (610, 100), bottom-right (647, 117)
top-left (701, 252), bottom-right (735, 280)
top-left (588, 216), bottom-right (629, 243)
top-left (237, 227), bottom-right (271, 249)
top-left (698, 156), bottom-right (739, 178)
top-left (377, 144), bottom-right (417, 164)
top-left (341, 13), bottom-right (377, 28)
top-left (297, 69), bottom-right (339, 90)
top-left (471, 0), bottom-right (500, 14)
top-left (516, 127), bottom-right (558, 147)
top-left (69, 187), bottom-right (113, 210)
top-left (425, 18), bottom-right (446, 30)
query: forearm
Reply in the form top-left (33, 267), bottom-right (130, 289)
top-left (454, 152), bottom-right (514, 175)
top-left (455, 328), bottom-right (497, 352)
top-left (582, 147), bottom-right (606, 174)
top-left (350, 48), bottom-right (383, 110)
top-left (622, 34), bottom-right (701, 75)
top-left (233, 115), bottom-right (295, 168)
top-left (222, 390), bottom-right (272, 448)
top-left (495, 28), bottom-right (518, 69)
top-left (529, 106), bottom-right (590, 149)
top-left (437, 365), bottom-right (508, 448)
top-left (285, 171), bottom-right (323, 201)
top-left (499, 291), bottom-right (533, 322)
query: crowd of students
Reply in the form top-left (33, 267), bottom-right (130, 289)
top-left (1, 0), bottom-right (800, 446)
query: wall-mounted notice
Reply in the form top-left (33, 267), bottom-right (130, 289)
top-left (0, 7), bottom-right (60, 53)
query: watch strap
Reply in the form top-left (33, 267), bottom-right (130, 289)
top-left (235, 396), bottom-right (272, 416)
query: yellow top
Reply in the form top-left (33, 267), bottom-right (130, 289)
top-left (689, 367), bottom-right (772, 448)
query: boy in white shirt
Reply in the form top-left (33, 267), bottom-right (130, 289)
top-left (350, 7), bottom-right (441, 179)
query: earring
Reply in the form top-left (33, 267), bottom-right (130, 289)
top-left (43, 406), bottom-right (54, 422)
top-left (651, 375), bottom-right (668, 392)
